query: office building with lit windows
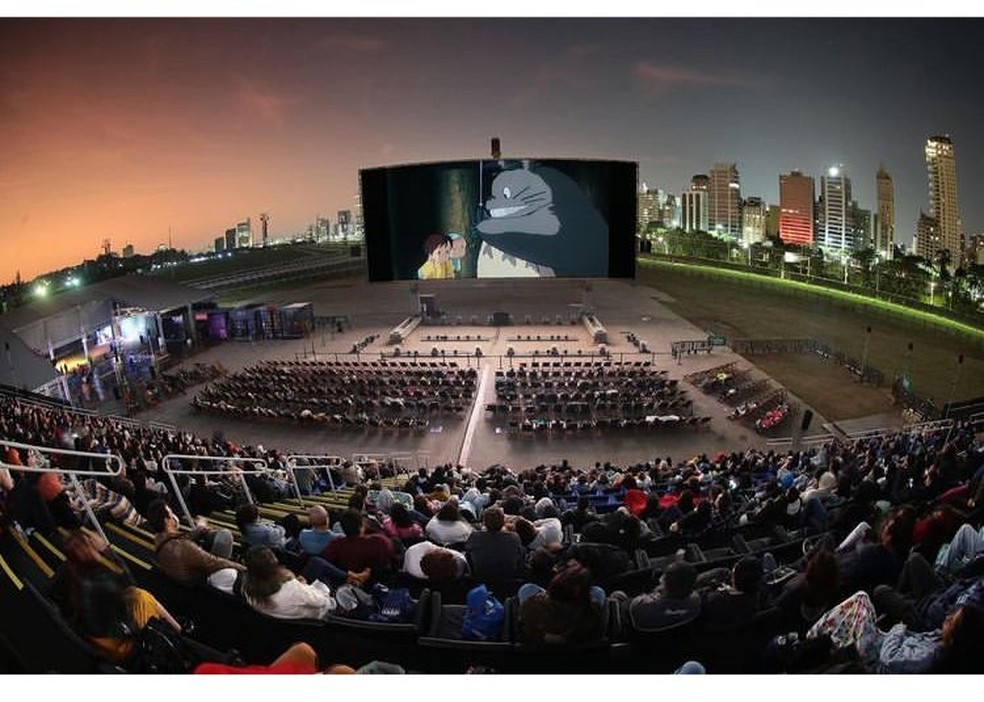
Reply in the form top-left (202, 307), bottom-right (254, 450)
top-left (709, 163), bottom-right (741, 240)
top-left (925, 135), bottom-right (962, 267)
top-left (778, 170), bottom-right (815, 246)
top-left (681, 174), bottom-right (709, 233)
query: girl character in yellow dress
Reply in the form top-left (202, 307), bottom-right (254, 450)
top-left (417, 233), bottom-right (455, 280)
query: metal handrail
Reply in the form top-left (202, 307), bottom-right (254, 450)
top-left (284, 455), bottom-right (346, 504)
top-left (9, 394), bottom-right (97, 418)
top-left (847, 418), bottom-right (954, 442)
top-left (352, 453), bottom-right (389, 482)
top-left (765, 433), bottom-right (834, 449)
top-left (162, 454), bottom-right (268, 526)
top-left (0, 439), bottom-right (125, 543)
top-left (389, 451), bottom-right (428, 473)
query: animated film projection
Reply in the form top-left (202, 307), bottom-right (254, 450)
top-left (361, 159), bottom-right (637, 281)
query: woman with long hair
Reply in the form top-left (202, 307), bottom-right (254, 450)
top-left (242, 547), bottom-right (336, 620)
top-left (425, 500), bottom-right (474, 545)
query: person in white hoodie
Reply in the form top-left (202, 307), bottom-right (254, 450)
top-left (242, 547), bottom-right (335, 620)
top-left (425, 500), bottom-right (474, 545)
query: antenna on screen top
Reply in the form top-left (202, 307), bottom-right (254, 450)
top-left (491, 137), bottom-right (501, 159)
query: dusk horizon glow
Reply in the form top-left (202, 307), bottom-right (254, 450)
top-left (3, 18), bottom-right (983, 283)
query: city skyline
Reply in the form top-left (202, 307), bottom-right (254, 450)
top-left (3, 18), bottom-right (984, 282)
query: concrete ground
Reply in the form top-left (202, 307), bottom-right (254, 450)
top-left (135, 277), bottom-right (883, 471)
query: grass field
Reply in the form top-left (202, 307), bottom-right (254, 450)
top-left (637, 258), bottom-right (984, 413)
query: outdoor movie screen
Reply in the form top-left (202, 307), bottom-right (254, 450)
top-left (361, 158), bottom-right (637, 282)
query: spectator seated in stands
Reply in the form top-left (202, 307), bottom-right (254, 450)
top-left (514, 513), bottom-right (563, 552)
top-left (403, 468), bottom-right (430, 495)
top-left (403, 541), bottom-right (468, 581)
top-left (835, 507), bottom-right (914, 596)
top-left (774, 547), bottom-right (841, 627)
top-left (564, 496), bottom-right (599, 532)
top-left (697, 556), bottom-right (765, 632)
top-left (369, 482), bottom-right (396, 515)
top-left (322, 508), bottom-right (394, 576)
top-left (425, 500), bottom-right (474, 546)
top-left (51, 528), bottom-right (183, 663)
top-left (465, 506), bottom-right (526, 582)
top-left (242, 546), bottom-right (336, 620)
top-left (802, 470), bottom-right (838, 504)
top-left (613, 560), bottom-right (701, 633)
top-left (382, 502), bottom-right (424, 542)
top-left (29, 453), bottom-right (147, 531)
top-left (872, 551), bottom-right (984, 632)
top-left (518, 561), bottom-right (607, 646)
top-left (147, 499), bottom-right (244, 588)
top-left (670, 499), bottom-right (712, 538)
top-left (298, 506), bottom-right (338, 556)
top-left (933, 521), bottom-right (984, 575)
top-left (236, 503), bottom-right (287, 550)
top-left (580, 508), bottom-right (644, 552)
top-left (807, 590), bottom-right (983, 673)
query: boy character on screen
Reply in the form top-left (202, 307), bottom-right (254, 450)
top-left (474, 164), bottom-right (608, 278)
top-left (418, 233), bottom-right (467, 280)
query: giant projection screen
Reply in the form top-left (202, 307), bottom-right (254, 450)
top-left (361, 158), bottom-right (637, 282)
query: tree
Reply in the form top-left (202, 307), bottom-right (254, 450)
top-left (850, 247), bottom-right (878, 285)
top-left (934, 248), bottom-right (952, 283)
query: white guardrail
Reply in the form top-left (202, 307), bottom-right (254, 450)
top-left (0, 439), bottom-right (125, 543)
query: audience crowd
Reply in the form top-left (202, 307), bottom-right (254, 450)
top-left (192, 360), bottom-right (477, 428)
top-left (2, 386), bottom-right (984, 674)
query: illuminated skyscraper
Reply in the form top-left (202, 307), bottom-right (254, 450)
top-left (681, 175), bottom-right (709, 233)
top-left (637, 183), bottom-right (660, 231)
top-left (875, 164), bottom-right (895, 259)
top-left (779, 170), bottom-right (814, 246)
top-left (915, 211), bottom-right (941, 261)
top-left (236, 218), bottom-right (252, 248)
top-left (925, 135), bottom-right (962, 267)
top-left (709, 163), bottom-right (741, 240)
top-left (741, 197), bottom-right (766, 246)
top-left (661, 193), bottom-right (679, 229)
top-left (819, 166), bottom-right (853, 252)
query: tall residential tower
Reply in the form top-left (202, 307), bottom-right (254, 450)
top-left (819, 166), bottom-right (853, 252)
top-left (875, 164), bottom-right (895, 259)
top-left (708, 163), bottom-right (741, 240)
top-left (681, 175), bottom-right (709, 233)
top-left (924, 135), bottom-right (962, 267)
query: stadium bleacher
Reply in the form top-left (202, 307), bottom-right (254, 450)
top-left (1, 382), bottom-right (983, 674)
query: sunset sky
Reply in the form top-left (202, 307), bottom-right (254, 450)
top-left (2, 17), bottom-right (984, 283)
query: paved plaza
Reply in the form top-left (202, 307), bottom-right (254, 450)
top-left (136, 276), bottom-right (882, 471)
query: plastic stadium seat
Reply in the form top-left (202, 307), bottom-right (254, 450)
top-left (416, 590), bottom-right (514, 672)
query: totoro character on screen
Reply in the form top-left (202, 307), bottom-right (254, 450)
top-left (474, 164), bottom-right (608, 278)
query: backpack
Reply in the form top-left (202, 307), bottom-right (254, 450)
top-left (130, 617), bottom-right (202, 674)
top-left (462, 585), bottom-right (505, 641)
top-left (334, 584), bottom-right (379, 619)
top-left (369, 587), bottom-right (415, 624)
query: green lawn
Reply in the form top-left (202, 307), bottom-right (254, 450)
top-left (637, 259), bottom-right (984, 410)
